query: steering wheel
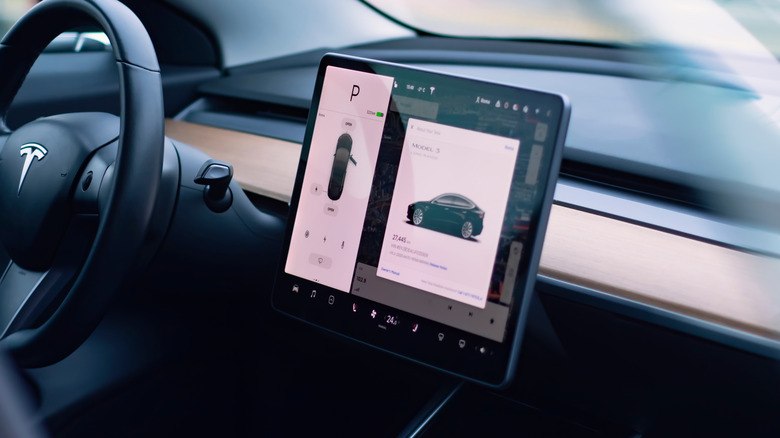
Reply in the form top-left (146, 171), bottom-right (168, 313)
top-left (0, 0), bottom-right (163, 367)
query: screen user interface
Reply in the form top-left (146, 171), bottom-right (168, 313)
top-left (276, 56), bottom-right (566, 384)
top-left (285, 66), bottom-right (394, 292)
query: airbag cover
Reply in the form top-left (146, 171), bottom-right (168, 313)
top-left (0, 113), bottom-right (119, 271)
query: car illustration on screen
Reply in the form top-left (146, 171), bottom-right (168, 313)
top-left (407, 193), bottom-right (485, 239)
top-left (328, 133), bottom-right (354, 200)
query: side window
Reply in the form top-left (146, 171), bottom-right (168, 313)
top-left (434, 195), bottom-right (457, 206)
top-left (0, 2), bottom-right (110, 52)
top-left (450, 196), bottom-right (473, 208)
top-left (0, 0), bottom-right (34, 37)
top-left (46, 32), bottom-right (111, 53)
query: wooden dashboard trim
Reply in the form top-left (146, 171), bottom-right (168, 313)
top-left (165, 119), bottom-right (301, 203)
top-left (165, 119), bottom-right (780, 341)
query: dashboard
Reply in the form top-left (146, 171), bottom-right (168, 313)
top-left (166, 118), bottom-right (780, 346)
top-left (167, 44), bottom-right (780, 348)
top-left (162, 42), bottom-right (780, 435)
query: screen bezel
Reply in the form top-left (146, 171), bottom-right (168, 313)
top-left (272, 53), bottom-right (570, 387)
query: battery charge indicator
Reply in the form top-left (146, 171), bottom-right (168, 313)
top-left (376, 112), bottom-right (384, 117)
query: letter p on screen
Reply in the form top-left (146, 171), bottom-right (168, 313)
top-left (350, 85), bottom-right (360, 101)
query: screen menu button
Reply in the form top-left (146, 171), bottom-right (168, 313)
top-left (309, 253), bottom-right (333, 269)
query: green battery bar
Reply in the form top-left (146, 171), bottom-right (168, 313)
top-left (376, 112), bottom-right (384, 117)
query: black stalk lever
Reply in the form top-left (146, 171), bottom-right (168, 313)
top-left (194, 159), bottom-right (234, 213)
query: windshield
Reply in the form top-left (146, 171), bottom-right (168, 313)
top-left (364, 0), bottom-right (780, 59)
top-left (364, 0), bottom-right (780, 139)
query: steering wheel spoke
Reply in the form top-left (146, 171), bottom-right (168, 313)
top-left (0, 262), bottom-right (47, 339)
top-left (0, 214), bottom-right (99, 339)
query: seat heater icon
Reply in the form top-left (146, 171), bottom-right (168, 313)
top-left (328, 133), bottom-right (357, 200)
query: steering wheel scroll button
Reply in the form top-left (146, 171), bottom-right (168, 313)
top-left (194, 159), bottom-right (234, 213)
top-left (72, 139), bottom-right (119, 215)
top-left (82, 171), bottom-right (93, 191)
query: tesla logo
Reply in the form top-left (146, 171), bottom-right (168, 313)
top-left (350, 84), bottom-right (360, 101)
top-left (18, 143), bottom-right (47, 195)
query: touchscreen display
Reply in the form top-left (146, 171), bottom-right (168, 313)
top-left (273, 54), bottom-right (569, 387)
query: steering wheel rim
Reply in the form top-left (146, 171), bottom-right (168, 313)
top-left (0, 0), bottom-right (163, 367)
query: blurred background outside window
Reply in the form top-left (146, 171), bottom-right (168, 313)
top-left (0, 0), bottom-right (35, 37)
